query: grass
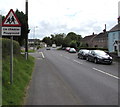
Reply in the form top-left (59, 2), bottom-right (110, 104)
top-left (21, 49), bottom-right (36, 53)
top-left (2, 55), bottom-right (35, 105)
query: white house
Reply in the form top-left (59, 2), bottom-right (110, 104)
top-left (108, 17), bottom-right (120, 56)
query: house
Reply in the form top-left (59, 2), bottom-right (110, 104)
top-left (92, 28), bottom-right (108, 48)
top-left (82, 28), bottom-right (108, 48)
top-left (82, 33), bottom-right (97, 47)
top-left (108, 17), bottom-right (120, 56)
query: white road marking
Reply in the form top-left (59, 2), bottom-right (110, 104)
top-left (93, 68), bottom-right (119, 79)
top-left (73, 60), bottom-right (83, 64)
top-left (39, 52), bottom-right (45, 59)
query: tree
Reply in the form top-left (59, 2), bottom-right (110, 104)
top-left (70, 40), bottom-right (77, 48)
top-left (14, 9), bottom-right (28, 46)
top-left (42, 37), bottom-right (52, 46)
top-left (50, 33), bottom-right (65, 46)
top-left (64, 32), bottom-right (82, 48)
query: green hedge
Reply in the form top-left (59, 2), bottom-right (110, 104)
top-left (1, 38), bottom-right (20, 57)
top-left (78, 47), bottom-right (108, 51)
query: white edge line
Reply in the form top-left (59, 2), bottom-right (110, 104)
top-left (93, 68), bottom-right (119, 79)
top-left (39, 52), bottom-right (45, 58)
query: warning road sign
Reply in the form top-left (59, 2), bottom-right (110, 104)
top-left (2, 9), bottom-right (21, 26)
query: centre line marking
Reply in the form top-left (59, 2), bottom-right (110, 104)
top-left (93, 68), bottom-right (119, 79)
top-left (73, 60), bottom-right (83, 64)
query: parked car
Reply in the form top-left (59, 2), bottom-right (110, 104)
top-left (69, 48), bottom-right (77, 53)
top-left (46, 47), bottom-right (51, 50)
top-left (86, 50), bottom-right (113, 64)
top-left (78, 49), bottom-right (89, 59)
top-left (66, 47), bottom-right (70, 51)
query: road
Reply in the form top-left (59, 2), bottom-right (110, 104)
top-left (25, 48), bottom-right (119, 105)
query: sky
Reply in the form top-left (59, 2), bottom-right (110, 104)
top-left (0, 0), bottom-right (120, 40)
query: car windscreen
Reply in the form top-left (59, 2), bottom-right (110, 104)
top-left (95, 50), bottom-right (108, 56)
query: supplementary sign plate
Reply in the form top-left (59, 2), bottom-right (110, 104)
top-left (2, 27), bottom-right (21, 36)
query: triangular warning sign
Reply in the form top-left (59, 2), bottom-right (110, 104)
top-left (2, 9), bottom-right (21, 26)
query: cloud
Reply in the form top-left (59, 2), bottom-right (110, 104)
top-left (0, 0), bottom-right (119, 39)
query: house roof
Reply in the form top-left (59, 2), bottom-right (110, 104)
top-left (109, 24), bottom-right (120, 32)
top-left (82, 34), bottom-right (97, 42)
top-left (94, 32), bottom-right (108, 39)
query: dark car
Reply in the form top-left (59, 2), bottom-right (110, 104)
top-left (78, 49), bottom-right (89, 59)
top-left (86, 50), bottom-right (112, 64)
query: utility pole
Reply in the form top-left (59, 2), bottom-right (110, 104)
top-left (25, 0), bottom-right (28, 60)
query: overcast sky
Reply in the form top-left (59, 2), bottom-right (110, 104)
top-left (0, 0), bottom-right (120, 39)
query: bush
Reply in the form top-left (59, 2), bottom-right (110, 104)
top-left (78, 47), bottom-right (108, 51)
top-left (1, 38), bottom-right (20, 58)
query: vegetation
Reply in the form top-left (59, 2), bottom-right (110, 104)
top-left (2, 38), bottom-right (35, 105)
top-left (2, 38), bottom-right (20, 58)
top-left (42, 32), bottom-right (82, 48)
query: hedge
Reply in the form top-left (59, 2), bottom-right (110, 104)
top-left (77, 47), bottom-right (108, 51)
top-left (1, 38), bottom-right (20, 58)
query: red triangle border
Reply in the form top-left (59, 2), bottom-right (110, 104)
top-left (2, 9), bottom-right (21, 27)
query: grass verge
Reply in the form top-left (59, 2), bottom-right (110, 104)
top-left (2, 55), bottom-right (35, 105)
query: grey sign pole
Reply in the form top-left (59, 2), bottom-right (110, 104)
top-left (10, 36), bottom-right (13, 84)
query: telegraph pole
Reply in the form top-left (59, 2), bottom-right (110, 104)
top-left (25, 0), bottom-right (28, 60)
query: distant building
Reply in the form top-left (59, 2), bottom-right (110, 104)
top-left (92, 28), bottom-right (108, 48)
top-left (108, 17), bottom-right (120, 56)
top-left (28, 39), bottom-right (40, 46)
top-left (82, 33), bottom-right (97, 47)
top-left (82, 25), bottom-right (108, 49)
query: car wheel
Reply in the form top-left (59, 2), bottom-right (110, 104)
top-left (94, 58), bottom-right (98, 64)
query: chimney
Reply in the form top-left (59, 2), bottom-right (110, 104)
top-left (103, 24), bottom-right (106, 33)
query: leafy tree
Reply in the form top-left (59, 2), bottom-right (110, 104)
top-left (14, 9), bottom-right (28, 46)
top-left (70, 40), bottom-right (77, 48)
top-left (50, 33), bottom-right (65, 46)
top-left (64, 32), bottom-right (82, 48)
top-left (42, 37), bottom-right (52, 46)
top-left (66, 32), bottom-right (78, 41)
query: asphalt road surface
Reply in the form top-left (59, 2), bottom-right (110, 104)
top-left (25, 48), bottom-right (119, 105)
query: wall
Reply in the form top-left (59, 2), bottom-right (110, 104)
top-left (108, 31), bottom-right (120, 52)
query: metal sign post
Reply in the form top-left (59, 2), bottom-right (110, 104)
top-left (10, 36), bottom-right (13, 84)
top-left (2, 9), bottom-right (21, 85)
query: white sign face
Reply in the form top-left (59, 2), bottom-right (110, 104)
top-left (2, 27), bottom-right (21, 36)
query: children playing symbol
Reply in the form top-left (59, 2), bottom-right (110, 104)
top-left (6, 16), bottom-right (16, 24)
